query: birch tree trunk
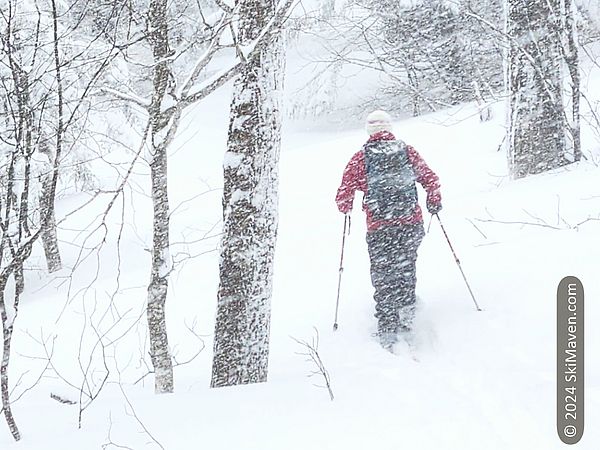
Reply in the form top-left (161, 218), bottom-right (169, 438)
top-left (146, 0), bottom-right (174, 394)
top-left (211, 0), bottom-right (285, 388)
top-left (562, 0), bottom-right (581, 162)
top-left (0, 280), bottom-right (21, 441)
top-left (506, 0), bottom-right (572, 178)
top-left (7, 41), bottom-right (62, 274)
top-left (40, 170), bottom-right (62, 273)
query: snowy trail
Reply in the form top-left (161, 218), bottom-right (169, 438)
top-left (271, 103), bottom-right (600, 449)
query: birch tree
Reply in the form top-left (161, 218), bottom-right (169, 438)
top-left (141, 0), bottom-right (261, 395)
top-left (105, 0), bottom-right (240, 395)
top-left (561, 0), bottom-right (581, 162)
top-left (0, 0), bottom-right (67, 439)
top-left (145, 0), bottom-right (176, 395)
top-left (211, 0), bottom-right (286, 388)
top-left (0, 0), bottom-right (123, 438)
top-left (0, 1), bottom-right (62, 274)
top-left (103, 0), bottom-right (294, 393)
top-left (506, 0), bottom-right (580, 178)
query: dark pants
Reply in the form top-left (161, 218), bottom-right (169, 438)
top-left (366, 223), bottom-right (425, 336)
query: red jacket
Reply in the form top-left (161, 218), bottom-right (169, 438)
top-left (336, 131), bottom-right (441, 231)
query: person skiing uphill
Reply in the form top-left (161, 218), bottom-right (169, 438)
top-left (335, 110), bottom-right (442, 351)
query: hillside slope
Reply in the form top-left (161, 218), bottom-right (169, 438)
top-left (1, 79), bottom-right (600, 449)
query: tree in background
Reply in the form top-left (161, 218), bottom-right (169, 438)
top-left (288, 0), bottom-right (504, 119)
top-left (373, 0), bottom-right (504, 113)
top-left (506, 0), bottom-right (580, 178)
top-left (0, 0), bottom-right (117, 438)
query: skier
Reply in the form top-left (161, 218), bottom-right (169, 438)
top-left (335, 110), bottom-right (442, 351)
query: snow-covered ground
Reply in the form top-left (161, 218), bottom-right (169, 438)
top-left (2, 61), bottom-right (600, 450)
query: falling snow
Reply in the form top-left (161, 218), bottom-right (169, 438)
top-left (0, 0), bottom-right (599, 448)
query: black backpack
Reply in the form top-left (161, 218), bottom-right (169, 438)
top-left (363, 139), bottom-right (418, 221)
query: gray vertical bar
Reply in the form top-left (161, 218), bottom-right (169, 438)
top-left (557, 276), bottom-right (584, 444)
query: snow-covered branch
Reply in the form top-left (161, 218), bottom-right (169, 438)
top-left (178, 11), bottom-right (235, 100)
top-left (100, 87), bottom-right (151, 110)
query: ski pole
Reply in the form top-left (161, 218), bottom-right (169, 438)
top-left (427, 214), bottom-right (434, 234)
top-left (434, 214), bottom-right (482, 312)
top-left (333, 214), bottom-right (350, 331)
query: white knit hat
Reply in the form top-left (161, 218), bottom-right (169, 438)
top-left (365, 110), bottom-right (393, 135)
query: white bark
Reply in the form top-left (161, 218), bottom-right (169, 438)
top-left (506, 0), bottom-right (574, 178)
top-left (1, 282), bottom-right (21, 441)
top-left (211, 0), bottom-right (285, 388)
top-left (40, 171), bottom-right (62, 273)
top-left (146, 0), bottom-right (174, 394)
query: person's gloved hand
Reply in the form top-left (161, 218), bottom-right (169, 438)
top-left (336, 199), bottom-right (352, 215)
top-left (427, 202), bottom-right (442, 215)
top-left (427, 190), bottom-right (442, 215)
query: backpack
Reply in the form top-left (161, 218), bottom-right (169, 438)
top-left (363, 139), bottom-right (418, 221)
